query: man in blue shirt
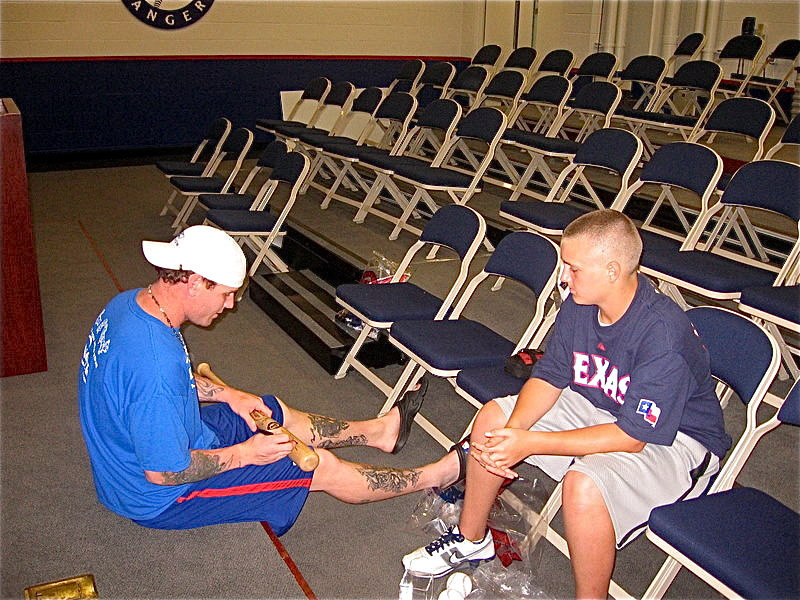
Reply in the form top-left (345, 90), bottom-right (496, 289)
top-left (79, 225), bottom-right (457, 534)
top-left (403, 210), bottom-right (731, 598)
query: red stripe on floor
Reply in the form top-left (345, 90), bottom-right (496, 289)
top-left (176, 478), bottom-right (312, 503)
top-left (261, 521), bottom-right (318, 600)
top-left (78, 220), bottom-right (124, 292)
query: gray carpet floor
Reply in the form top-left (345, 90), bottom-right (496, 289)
top-left (1, 155), bottom-right (797, 599)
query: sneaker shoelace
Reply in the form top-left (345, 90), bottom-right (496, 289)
top-left (424, 528), bottom-right (465, 555)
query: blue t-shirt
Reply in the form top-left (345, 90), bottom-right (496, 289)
top-left (78, 289), bottom-right (219, 520)
top-left (532, 276), bottom-right (731, 458)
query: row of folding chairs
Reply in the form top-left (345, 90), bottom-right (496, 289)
top-left (332, 202), bottom-right (798, 598)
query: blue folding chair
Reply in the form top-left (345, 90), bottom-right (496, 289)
top-left (157, 117), bottom-right (232, 218)
top-left (494, 81), bottom-right (621, 201)
top-left (334, 205), bottom-right (486, 396)
top-left (613, 141), bottom-right (723, 252)
top-left (381, 231), bottom-right (560, 448)
top-left (256, 76), bottom-right (331, 135)
top-left (499, 128), bottom-right (642, 237)
top-left (203, 151), bottom-right (310, 277)
top-left (640, 159), bottom-right (800, 308)
top-left (644, 373), bottom-right (797, 600)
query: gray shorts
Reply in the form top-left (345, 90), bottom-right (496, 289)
top-left (493, 388), bottom-right (718, 548)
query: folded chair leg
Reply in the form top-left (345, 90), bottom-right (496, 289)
top-left (159, 190), bottom-right (178, 217)
top-left (334, 325), bottom-right (373, 379)
top-left (389, 189), bottom-right (424, 240)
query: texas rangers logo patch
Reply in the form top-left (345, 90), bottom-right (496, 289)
top-left (121, 0), bottom-right (214, 29)
top-left (636, 399), bottom-right (661, 427)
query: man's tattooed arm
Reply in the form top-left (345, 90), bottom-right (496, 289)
top-left (145, 448), bottom-right (240, 485)
top-left (195, 376), bottom-right (225, 401)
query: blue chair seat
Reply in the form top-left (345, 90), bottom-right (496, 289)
top-left (256, 118), bottom-right (305, 130)
top-left (456, 366), bottom-right (526, 405)
top-left (642, 249), bottom-right (777, 293)
top-left (500, 199), bottom-right (588, 231)
top-left (273, 124), bottom-right (325, 138)
top-left (639, 230), bottom-right (684, 254)
top-left (170, 176), bottom-right (228, 194)
top-left (614, 107), bottom-right (698, 127)
top-left (392, 164), bottom-right (473, 188)
top-left (336, 283), bottom-right (443, 323)
top-left (502, 129), bottom-right (581, 155)
top-left (390, 320), bottom-right (515, 371)
top-left (156, 161), bottom-right (206, 176)
top-left (198, 193), bottom-right (257, 211)
top-left (648, 487), bottom-right (800, 599)
top-left (739, 284), bottom-right (800, 326)
top-left (317, 138), bottom-right (360, 154)
top-left (204, 209), bottom-right (280, 233)
top-left (361, 152), bottom-right (431, 172)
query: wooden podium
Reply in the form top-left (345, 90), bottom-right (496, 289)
top-left (1, 98), bottom-right (47, 376)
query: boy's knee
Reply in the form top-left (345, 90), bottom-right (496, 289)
top-left (562, 470), bottom-right (605, 511)
top-left (473, 400), bottom-right (508, 433)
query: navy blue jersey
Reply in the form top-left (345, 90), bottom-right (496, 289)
top-left (532, 276), bottom-right (731, 457)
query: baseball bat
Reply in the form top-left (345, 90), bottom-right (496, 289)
top-left (195, 362), bottom-right (319, 471)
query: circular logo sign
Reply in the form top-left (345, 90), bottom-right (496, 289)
top-left (121, 0), bottom-right (214, 29)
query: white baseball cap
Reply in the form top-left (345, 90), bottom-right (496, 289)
top-left (142, 225), bottom-right (247, 288)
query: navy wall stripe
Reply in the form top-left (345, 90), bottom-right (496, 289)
top-left (0, 56), bottom-right (469, 155)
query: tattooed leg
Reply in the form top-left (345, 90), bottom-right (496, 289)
top-left (281, 400), bottom-right (401, 453)
top-left (309, 448), bottom-right (461, 503)
top-left (309, 414), bottom-right (368, 449)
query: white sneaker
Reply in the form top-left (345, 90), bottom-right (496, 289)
top-left (402, 526), bottom-right (495, 577)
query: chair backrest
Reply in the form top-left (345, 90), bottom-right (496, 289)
top-left (765, 113), bottom-right (800, 160)
top-left (718, 34), bottom-right (764, 61)
top-left (363, 92), bottom-right (418, 148)
top-left (416, 61), bottom-right (457, 90)
top-left (475, 70), bottom-right (526, 113)
top-left (482, 231), bottom-right (560, 296)
top-left (695, 97), bottom-right (775, 159)
top-left (454, 106), bottom-right (507, 144)
top-left (636, 141), bottom-right (722, 198)
top-left (575, 52), bottom-right (618, 79)
top-left (418, 204), bottom-right (486, 261)
top-left (503, 47), bottom-right (537, 71)
top-left (674, 32), bottom-right (705, 58)
top-left (446, 65), bottom-right (490, 103)
top-left (778, 112), bottom-right (800, 145)
top-left (255, 140), bottom-right (288, 168)
top-left (471, 44), bottom-right (502, 68)
top-left (687, 306), bottom-right (779, 407)
top-left (220, 127), bottom-right (253, 155)
top-left (720, 160), bottom-right (800, 220)
top-left (571, 127), bottom-right (642, 176)
top-left (670, 59), bottom-right (722, 91)
top-left (323, 81), bottom-right (356, 108)
top-left (702, 97), bottom-right (774, 139)
top-left (190, 117), bottom-right (232, 165)
top-left (685, 306), bottom-right (780, 491)
top-left (536, 49), bottom-right (575, 76)
top-left (570, 80), bottom-right (622, 115)
top-left (286, 77), bottom-right (332, 123)
top-left (268, 151), bottom-right (309, 184)
top-left (618, 54), bottom-right (667, 84)
top-left (523, 74), bottom-right (572, 105)
top-left (387, 59), bottom-right (425, 93)
top-left (415, 98), bottom-right (463, 133)
top-left (770, 38), bottom-right (800, 61)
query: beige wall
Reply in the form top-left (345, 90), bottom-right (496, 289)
top-left (0, 0), bottom-right (482, 59)
top-left (2, 0), bottom-right (797, 67)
